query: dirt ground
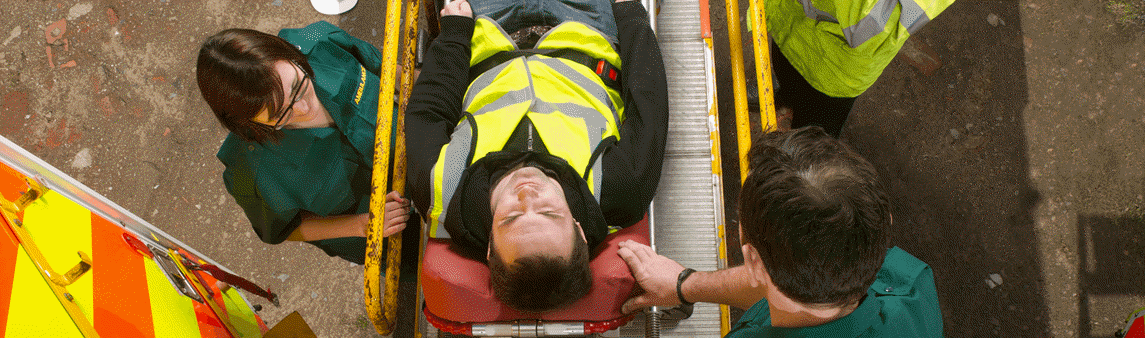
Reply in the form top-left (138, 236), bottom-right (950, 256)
top-left (850, 0), bottom-right (1145, 336)
top-left (0, 0), bottom-right (1142, 337)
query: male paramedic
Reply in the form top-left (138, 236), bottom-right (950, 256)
top-left (405, 0), bottom-right (668, 313)
top-left (618, 126), bottom-right (943, 336)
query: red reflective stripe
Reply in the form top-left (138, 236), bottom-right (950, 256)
top-left (187, 263), bottom-right (233, 338)
top-left (609, 69), bottom-right (617, 81)
top-left (92, 215), bottom-right (156, 337)
top-left (596, 60), bottom-right (605, 75)
top-left (195, 268), bottom-right (234, 320)
top-left (0, 216), bottom-right (19, 337)
top-left (0, 163), bottom-right (27, 337)
top-left (192, 298), bottom-right (231, 338)
top-left (0, 165), bottom-right (29, 202)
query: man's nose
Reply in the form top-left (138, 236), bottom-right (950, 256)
top-left (516, 185), bottom-right (539, 201)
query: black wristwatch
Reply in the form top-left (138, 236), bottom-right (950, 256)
top-left (676, 268), bottom-right (697, 306)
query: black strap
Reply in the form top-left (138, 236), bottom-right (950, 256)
top-left (677, 268), bottom-right (697, 306)
top-left (582, 135), bottom-right (617, 181)
top-left (468, 49), bottom-right (622, 92)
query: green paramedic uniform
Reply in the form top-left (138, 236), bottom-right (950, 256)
top-left (726, 247), bottom-right (944, 337)
top-left (216, 21), bottom-right (388, 264)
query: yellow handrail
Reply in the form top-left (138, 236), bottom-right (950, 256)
top-left (725, 0), bottom-right (777, 334)
top-left (726, 0), bottom-right (752, 189)
top-left (365, 0), bottom-right (418, 334)
top-left (749, 0), bottom-right (777, 133)
top-left (723, 0), bottom-right (750, 335)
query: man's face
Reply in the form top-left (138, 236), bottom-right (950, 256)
top-left (488, 166), bottom-right (581, 262)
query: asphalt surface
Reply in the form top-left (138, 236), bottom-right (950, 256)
top-left (0, 0), bottom-right (1143, 337)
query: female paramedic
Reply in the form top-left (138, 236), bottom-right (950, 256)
top-left (195, 22), bottom-right (410, 264)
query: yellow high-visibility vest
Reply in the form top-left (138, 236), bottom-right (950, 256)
top-left (762, 0), bottom-right (955, 97)
top-left (427, 17), bottom-right (625, 238)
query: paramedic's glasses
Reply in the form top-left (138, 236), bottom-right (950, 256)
top-left (272, 62), bottom-right (310, 130)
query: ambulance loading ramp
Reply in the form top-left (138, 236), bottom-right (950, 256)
top-left (612, 0), bottom-right (728, 336)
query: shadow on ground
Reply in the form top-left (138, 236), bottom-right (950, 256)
top-left (1078, 215), bottom-right (1145, 338)
top-left (849, 1), bottom-right (1047, 336)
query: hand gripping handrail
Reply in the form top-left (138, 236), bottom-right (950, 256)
top-left (366, 0), bottom-right (421, 335)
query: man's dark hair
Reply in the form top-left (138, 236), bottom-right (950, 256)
top-left (488, 222), bottom-right (592, 312)
top-left (739, 126), bottom-right (891, 307)
top-left (196, 28), bottom-right (313, 143)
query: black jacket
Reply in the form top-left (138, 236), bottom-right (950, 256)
top-left (405, 1), bottom-right (668, 259)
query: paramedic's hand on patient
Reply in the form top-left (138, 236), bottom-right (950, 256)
top-left (441, 0), bottom-right (472, 18)
top-left (381, 191), bottom-right (411, 237)
top-left (617, 240), bottom-right (686, 313)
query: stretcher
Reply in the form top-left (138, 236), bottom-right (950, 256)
top-left (362, 0), bottom-right (779, 335)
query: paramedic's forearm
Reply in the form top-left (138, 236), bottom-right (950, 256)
top-left (286, 213), bottom-right (368, 241)
top-left (682, 266), bottom-right (767, 310)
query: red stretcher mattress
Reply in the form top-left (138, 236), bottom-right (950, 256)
top-left (421, 216), bottom-right (649, 322)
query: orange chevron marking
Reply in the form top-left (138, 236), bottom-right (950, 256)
top-left (92, 215), bottom-right (155, 337)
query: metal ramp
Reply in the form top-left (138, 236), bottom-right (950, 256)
top-left (612, 0), bottom-right (727, 337)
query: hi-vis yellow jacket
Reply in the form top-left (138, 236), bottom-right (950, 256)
top-left (405, 2), bottom-right (668, 259)
top-left (763, 0), bottom-right (955, 97)
top-left (428, 16), bottom-right (623, 240)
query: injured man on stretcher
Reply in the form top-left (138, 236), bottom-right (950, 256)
top-left (401, 0), bottom-right (667, 313)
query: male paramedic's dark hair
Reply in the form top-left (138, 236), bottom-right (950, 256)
top-left (488, 223), bottom-right (592, 312)
top-left (196, 28), bottom-right (313, 143)
top-left (739, 126), bottom-right (890, 307)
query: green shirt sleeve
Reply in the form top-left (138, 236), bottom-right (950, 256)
top-left (218, 135), bottom-right (303, 245)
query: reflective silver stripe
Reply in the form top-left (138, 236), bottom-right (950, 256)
top-left (800, 0), bottom-right (933, 48)
top-left (467, 56), bottom-right (619, 130)
top-left (532, 57), bottom-right (619, 124)
top-left (590, 134), bottom-right (604, 201)
top-left (798, 0), bottom-right (839, 23)
top-left (470, 87), bottom-right (534, 117)
top-left (464, 58), bottom-right (521, 110)
top-left (430, 118), bottom-right (474, 234)
top-left (840, 0), bottom-right (896, 47)
top-left (898, 0), bottom-right (931, 34)
top-left (531, 101), bottom-right (607, 150)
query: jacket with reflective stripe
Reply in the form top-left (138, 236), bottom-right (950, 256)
top-left (764, 0), bottom-right (954, 97)
top-left (426, 17), bottom-right (624, 239)
top-left (406, 2), bottom-right (668, 259)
